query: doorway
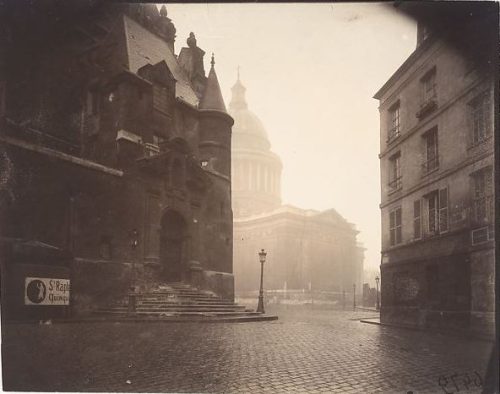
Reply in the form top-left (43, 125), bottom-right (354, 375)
top-left (160, 210), bottom-right (187, 282)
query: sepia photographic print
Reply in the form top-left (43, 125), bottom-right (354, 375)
top-left (0, 1), bottom-right (498, 393)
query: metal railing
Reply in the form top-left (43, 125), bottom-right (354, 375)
top-left (388, 176), bottom-right (402, 191)
top-left (422, 156), bottom-right (439, 173)
top-left (387, 127), bottom-right (400, 143)
top-left (471, 195), bottom-right (494, 224)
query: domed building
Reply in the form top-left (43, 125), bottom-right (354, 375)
top-left (230, 75), bottom-right (364, 300)
top-left (229, 74), bottom-right (282, 218)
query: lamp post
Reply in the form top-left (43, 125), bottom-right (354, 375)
top-left (128, 229), bottom-right (139, 315)
top-left (375, 275), bottom-right (380, 311)
top-left (257, 248), bottom-right (267, 314)
top-left (353, 283), bottom-right (356, 311)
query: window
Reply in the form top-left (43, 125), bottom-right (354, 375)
top-left (421, 69), bottom-right (436, 104)
top-left (427, 191), bottom-right (438, 235)
top-left (153, 134), bottom-right (165, 146)
top-left (469, 93), bottom-right (491, 146)
top-left (413, 200), bottom-right (421, 239)
top-left (421, 25), bottom-right (431, 42)
top-left (438, 188), bottom-right (448, 233)
top-left (388, 102), bottom-right (400, 142)
top-left (422, 128), bottom-right (439, 173)
top-left (417, 21), bottom-right (432, 46)
top-left (388, 152), bottom-right (402, 191)
top-left (471, 168), bottom-right (493, 224)
top-left (423, 187), bottom-right (448, 236)
top-left (417, 68), bottom-right (437, 119)
top-left (389, 207), bottom-right (402, 246)
top-left (153, 85), bottom-right (168, 113)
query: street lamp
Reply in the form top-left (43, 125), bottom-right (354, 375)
top-left (128, 229), bottom-right (139, 315)
top-left (353, 283), bottom-right (356, 311)
top-left (257, 248), bottom-right (267, 313)
top-left (375, 275), bottom-right (380, 311)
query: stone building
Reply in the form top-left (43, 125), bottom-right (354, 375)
top-left (374, 7), bottom-right (496, 335)
top-left (0, 2), bottom-right (234, 318)
top-left (230, 76), bottom-right (364, 299)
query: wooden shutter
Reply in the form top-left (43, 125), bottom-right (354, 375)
top-left (413, 200), bottom-right (421, 239)
top-left (439, 187), bottom-right (448, 233)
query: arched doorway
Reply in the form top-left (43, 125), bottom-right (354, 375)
top-left (160, 210), bottom-right (187, 282)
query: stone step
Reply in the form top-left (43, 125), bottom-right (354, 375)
top-left (139, 296), bottom-right (221, 301)
top-left (138, 299), bottom-right (235, 305)
top-left (140, 292), bottom-right (220, 298)
top-left (109, 301), bottom-right (238, 308)
top-left (98, 306), bottom-right (251, 313)
top-left (137, 296), bottom-right (228, 304)
top-left (150, 288), bottom-right (211, 294)
top-left (94, 310), bottom-right (261, 317)
top-left (139, 296), bottom-right (223, 301)
top-left (93, 282), bottom-right (262, 322)
top-left (138, 306), bottom-right (248, 312)
top-left (137, 302), bottom-right (238, 308)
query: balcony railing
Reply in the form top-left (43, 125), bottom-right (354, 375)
top-left (388, 176), bottom-right (402, 192)
top-left (471, 195), bottom-right (494, 225)
top-left (416, 97), bottom-right (437, 119)
top-left (144, 143), bottom-right (160, 157)
top-left (387, 127), bottom-right (400, 143)
top-left (422, 156), bottom-right (439, 174)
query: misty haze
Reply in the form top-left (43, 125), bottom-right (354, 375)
top-left (0, 2), bottom-right (497, 393)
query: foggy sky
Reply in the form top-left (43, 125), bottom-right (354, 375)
top-left (164, 3), bottom-right (417, 271)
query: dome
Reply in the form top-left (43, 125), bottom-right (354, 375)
top-left (230, 73), bottom-right (283, 218)
top-left (230, 108), bottom-right (271, 151)
top-left (229, 77), bottom-right (271, 151)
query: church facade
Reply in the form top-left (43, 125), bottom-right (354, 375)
top-left (0, 2), bottom-right (234, 318)
top-left (230, 77), bottom-right (364, 300)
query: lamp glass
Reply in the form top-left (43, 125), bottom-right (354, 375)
top-left (259, 249), bottom-right (267, 263)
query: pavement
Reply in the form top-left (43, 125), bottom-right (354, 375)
top-left (1, 307), bottom-right (496, 393)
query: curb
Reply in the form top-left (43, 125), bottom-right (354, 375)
top-left (3, 314), bottom-right (279, 325)
top-left (359, 318), bottom-right (495, 342)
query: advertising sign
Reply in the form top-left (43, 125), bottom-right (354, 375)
top-left (25, 277), bottom-right (70, 306)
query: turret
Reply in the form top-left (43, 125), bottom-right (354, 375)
top-left (198, 54), bottom-right (233, 178)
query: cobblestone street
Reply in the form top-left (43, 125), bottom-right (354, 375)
top-left (1, 309), bottom-right (494, 393)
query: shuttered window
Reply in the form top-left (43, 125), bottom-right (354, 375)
top-left (390, 207), bottom-right (402, 246)
top-left (413, 200), bottom-right (421, 239)
top-left (423, 187), bottom-right (449, 237)
top-left (438, 188), bottom-right (448, 233)
top-left (470, 93), bottom-right (491, 145)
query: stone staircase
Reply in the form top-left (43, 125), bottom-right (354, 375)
top-left (93, 282), bottom-right (277, 322)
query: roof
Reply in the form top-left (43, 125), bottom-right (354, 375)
top-left (373, 34), bottom-right (435, 100)
top-left (123, 15), bottom-right (199, 107)
top-left (229, 76), bottom-right (271, 150)
top-left (199, 59), bottom-right (227, 112)
top-left (234, 204), bottom-right (354, 229)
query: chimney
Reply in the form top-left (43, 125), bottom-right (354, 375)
top-left (178, 33), bottom-right (207, 99)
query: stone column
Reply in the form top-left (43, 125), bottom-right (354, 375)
top-left (264, 166), bottom-right (269, 193)
top-left (256, 162), bottom-right (261, 192)
top-left (248, 162), bottom-right (252, 191)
